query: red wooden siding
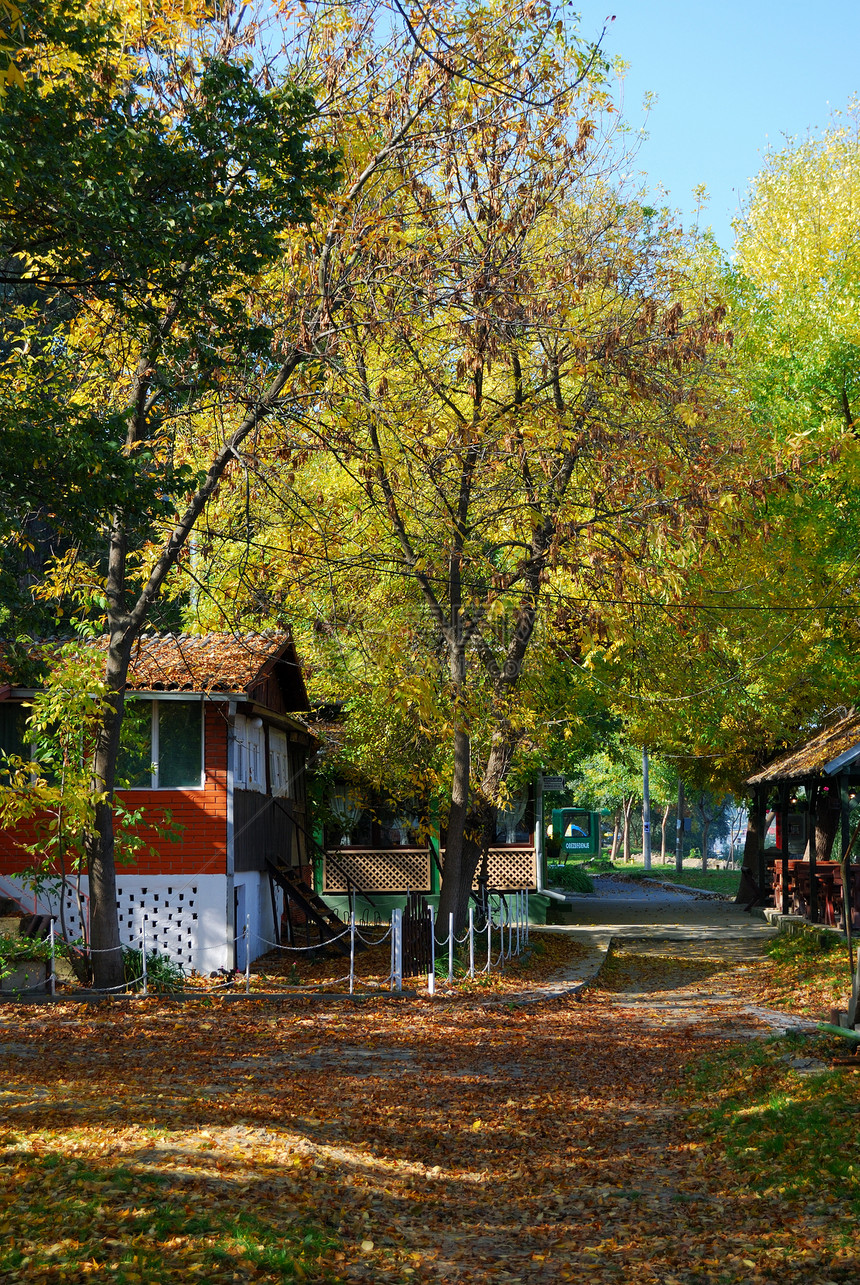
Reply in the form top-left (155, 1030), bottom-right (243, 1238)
top-left (0, 703), bottom-right (228, 880)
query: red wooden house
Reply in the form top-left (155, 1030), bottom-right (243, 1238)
top-left (0, 632), bottom-right (315, 973)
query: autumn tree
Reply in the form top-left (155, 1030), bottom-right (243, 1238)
top-left (581, 112), bottom-right (860, 804)
top-left (191, 27), bottom-right (753, 928)
top-left (2, 0), bottom-right (624, 984)
top-left (0, 0), bottom-right (343, 986)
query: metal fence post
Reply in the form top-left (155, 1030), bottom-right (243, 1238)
top-left (486, 903), bottom-right (492, 973)
top-left (392, 907), bottom-right (403, 993)
top-left (349, 908), bottom-right (356, 995)
top-left (141, 920), bottom-right (148, 997)
top-left (525, 888), bottom-right (529, 944)
top-left (428, 904), bottom-right (435, 996)
top-left (390, 909), bottom-right (395, 991)
top-left (448, 911), bottom-right (454, 984)
top-left (49, 918), bottom-right (55, 996)
top-left (244, 916), bottom-right (251, 995)
top-left (468, 906), bottom-right (475, 978)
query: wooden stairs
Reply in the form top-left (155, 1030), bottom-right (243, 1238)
top-left (265, 861), bottom-right (366, 956)
top-left (0, 896), bottom-right (53, 942)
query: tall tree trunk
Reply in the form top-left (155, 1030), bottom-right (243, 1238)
top-left (437, 723), bottom-right (474, 933)
top-left (735, 805), bottom-right (763, 904)
top-left (86, 607), bottom-right (137, 991)
top-left (622, 795), bottom-right (633, 862)
top-left (609, 816), bottom-right (620, 863)
top-left (660, 803), bottom-right (670, 863)
top-left (698, 792), bottom-right (711, 871)
top-left (816, 788), bottom-right (840, 862)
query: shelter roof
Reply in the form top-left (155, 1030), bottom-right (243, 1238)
top-left (746, 708), bottom-right (860, 785)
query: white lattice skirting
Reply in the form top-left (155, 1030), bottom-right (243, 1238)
top-left (435, 846), bottom-right (537, 890)
top-left (1, 871), bottom-right (281, 975)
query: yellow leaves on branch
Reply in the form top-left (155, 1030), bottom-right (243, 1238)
top-left (0, 0), bottom-right (23, 99)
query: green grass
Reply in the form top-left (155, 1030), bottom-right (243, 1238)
top-left (767, 923), bottom-right (846, 966)
top-left (0, 1152), bottom-right (340, 1282)
top-left (686, 1034), bottom-right (860, 1213)
top-left (756, 922), bottom-right (854, 1012)
top-left (618, 863), bottom-right (741, 895)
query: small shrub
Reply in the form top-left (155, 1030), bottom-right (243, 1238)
top-left (0, 931), bottom-right (61, 981)
top-left (546, 863), bottom-right (595, 894)
top-left (121, 945), bottom-right (185, 994)
top-left (545, 833), bottom-right (562, 864)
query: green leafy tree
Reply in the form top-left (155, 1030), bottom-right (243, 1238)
top-left (0, 639), bottom-right (176, 975)
top-left (194, 59), bottom-right (750, 927)
top-left (0, 0), bottom-right (340, 986)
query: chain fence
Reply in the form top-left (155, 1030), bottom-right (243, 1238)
top-left (1, 890), bottom-right (532, 1000)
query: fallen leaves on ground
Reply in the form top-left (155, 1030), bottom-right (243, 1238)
top-left (1, 930), bottom-right (858, 1283)
top-left (245, 929), bottom-right (590, 996)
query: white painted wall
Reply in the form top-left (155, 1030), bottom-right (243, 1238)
top-left (2, 872), bottom-right (282, 976)
top-left (232, 871), bottom-right (282, 968)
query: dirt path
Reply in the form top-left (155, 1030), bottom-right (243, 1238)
top-left (1, 885), bottom-right (854, 1284)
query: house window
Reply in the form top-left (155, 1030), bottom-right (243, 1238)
top-left (233, 714), bottom-right (265, 793)
top-left (0, 703), bottom-right (27, 761)
top-left (117, 700), bottom-right (204, 789)
top-left (269, 729), bottom-right (291, 797)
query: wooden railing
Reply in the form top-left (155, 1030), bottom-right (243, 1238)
top-left (323, 847), bottom-right (433, 895)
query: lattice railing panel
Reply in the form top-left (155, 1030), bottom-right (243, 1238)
top-left (480, 847), bottom-right (537, 890)
top-left (323, 848), bottom-right (432, 894)
top-left (438, 845), bottom-right (537, 891)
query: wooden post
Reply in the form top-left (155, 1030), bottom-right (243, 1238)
top-left (848, 947), bottom-right (860, 1027)
top-left (268, 871), bottom-right (281, 947)
top-left (808, 783), bottom-right (819, 924)
top-left (842, 777), bottom-right (853, 936)
top-left (48, 919), bottom-right (56, 997)
top-left (642, 748), bottom-right (652, 871)
top-left (779, 783), bottom-right (790, 915)
top-left (756, 786), bottom-right (768, 905)
top-left (392, 907), bottom-right (403, 993)
top-left (428, 904), bottom-right (435, 996)
top-left (349, 908), bottom-right (355, 995)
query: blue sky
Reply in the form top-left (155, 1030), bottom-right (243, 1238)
top-left (574, 0), bottom-right (860, 252)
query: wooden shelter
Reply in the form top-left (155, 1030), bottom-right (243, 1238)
top-left (745, 709), bottom-right (860, 927)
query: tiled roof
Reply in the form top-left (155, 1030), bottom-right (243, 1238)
top-left (0, 631), bottom-right (304, 696)
top-left (746, 709), bottom-right (860, 785)
top-left (123, 631), bottom-right (295, 692)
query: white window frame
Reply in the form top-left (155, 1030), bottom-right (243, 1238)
top-left (121, 697), bottom-right (205, 791)
top-left (246, 720), bottom-right (265, 793)
top-left (269, 728), bottom-right (291, 798)
top-left (233, 714), bottom-right (248, 789)
top-left (233, 713), bottom-right (265, 793)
